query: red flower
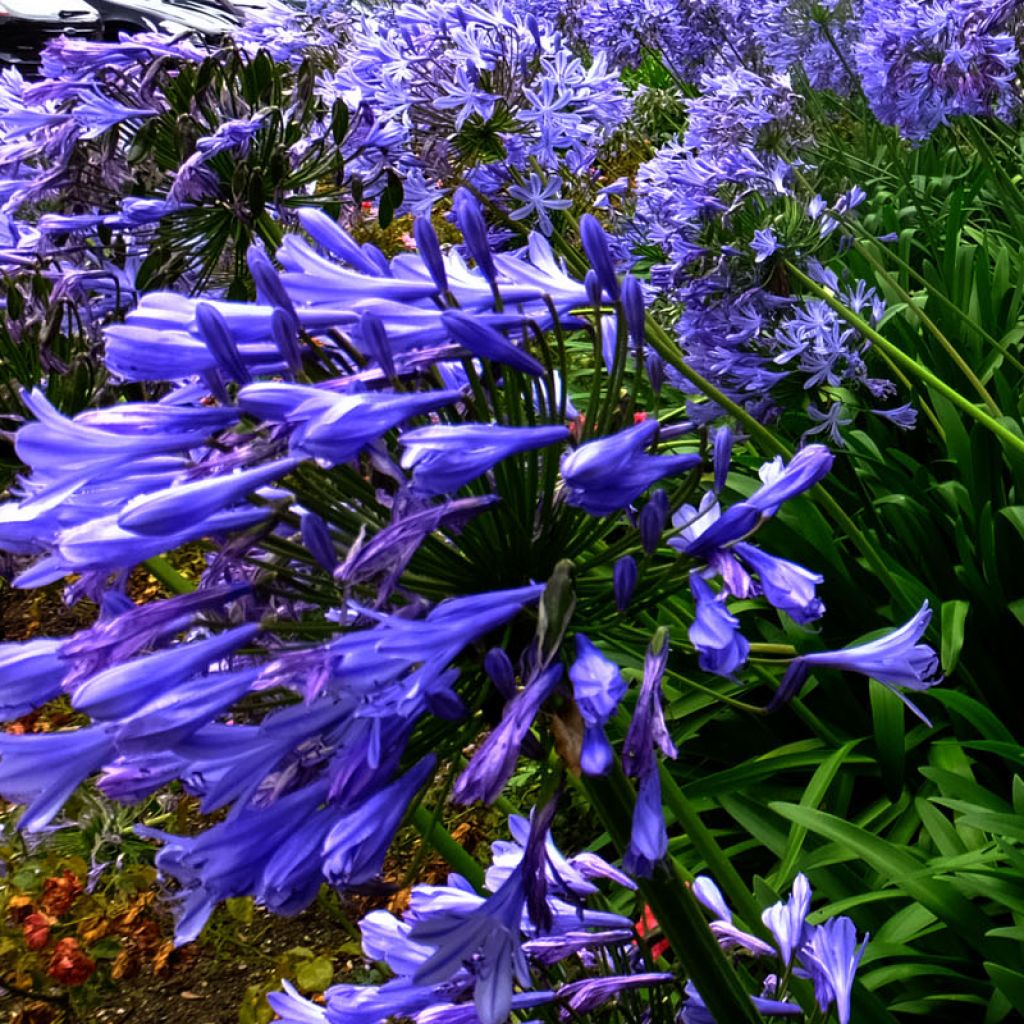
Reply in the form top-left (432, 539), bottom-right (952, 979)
top-left (47, 938), bottom-right (97, 986)
top-left (40, 871), bottom-right (83, 918)
top-left (23, 911), bottom-right (55, 951)
top-left (635, 904), bottom-right (670, 960)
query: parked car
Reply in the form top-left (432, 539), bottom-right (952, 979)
top-left (86, 0), bottom-right (238, 40)
top-left (0, 0), bottom-right (101, 71)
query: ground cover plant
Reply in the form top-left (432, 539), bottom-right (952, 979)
top-left (1, 0), bottom-right (1024, 1021)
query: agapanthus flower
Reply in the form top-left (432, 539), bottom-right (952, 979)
top-left (558, 972), bottom-right (675, 1013)
top-left (680, 979), bottom-right (803, 1023)
top-left (800, 915), bottom-right (869, 1024)
top-left (677, 445), bottom-right (833, 560)
top-left (620, 632), bottom-right (677, 876)
top-left (138, 781), bottom-right (337, 944)
top-left (857, 0), bottom-right (1021, 141)
top-left (732, 542), bottom-right (825, 624)
top-left (613, 555), bottom-right (638, 612)
top-left (769, 602), bottom-right (940, 720)
top-left (322, 756), bottom-right (437, 887)
top-left (561, 419), bottom-right (700, 516)
top-left (761, 873), bottom-right (811, 966)
top-left (411, 865), bottom-right (533, 1024)
top-left (507, 172), bottom-right (573, 235)
top-left (0, 639), bottom-right (66, 718)
top-left (0, 727), bottom-right (115, 832)
top-left (455, 664), bottom-right (564, 805)
top-left (688, 572), bottom-right (750, 677)
top-left (568, 634), bottom-right (627, 775)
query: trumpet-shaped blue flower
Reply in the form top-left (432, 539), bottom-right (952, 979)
top-left (579, 214), bottom-right (620, 301)
top-left (558, 973), bottom-right (675, 1014)
top-left (441, 311), bottom-right (545, 377)
top-left (15, 506), bottom-right (271, 588)
top-left (769, 603), bottom-right (941, 721)
top-left (562, 419), bottom-right (700, 516)
top-left (679, 445), bottom-right (832, 559)
top-left (734, 542), bottom-right (825, 624)
top-left (762, 872), bottom-right (811, 966)
top-left (0, 638), bottom-right (66, 718)
top-left (322, 755), bottom-right (436, 887)
top-left (138, 781), bottom-right (335, 944)
top-left (71, 623), bottom-right (260, 719)
top-left (238, 383), bottom-right (464, 465)
top-left (400, 424), bottom-right (568, 496)
top-left (689, 573), bottom-right (750, 677)
top-left (568, 634), bottom-right (627, 776)
top-left (801, 916), bottom-right (868, 1024)
top-left (624, 765), bottom-right (668, 877)
top-left (412, 864), bottom-right (532, 1024)
top-left (118, 458), bottom-right (300, 536)
top-left (455, 664), bottom-right (563, 805)
top-left (112, 668), bottom-right (260, 752)
top-left (0, 726), bottom-right (115, 831)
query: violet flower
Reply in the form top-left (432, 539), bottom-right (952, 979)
top-left (400, 424), bottom-right (568, 496)
top-left (454, 664), bottom-right (563, 805)
top-left (800, 916), bottom-right (868, 1024)
top-left (568, 634), bottom-right (627, 776)
top-left (0, 726), bottom-right (115, 831)
top-left (411, 865), bottom-right (532, 1024)
top-left (733, 542), bottom-right (825, 625)
top-left (561, 419), bottom-right (700, 516)
top-left (768, 603), bottom-right (941, 722)
top-left (688, 573), bottom-right (750, 677)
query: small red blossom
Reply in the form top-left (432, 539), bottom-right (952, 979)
top-left (633, 411), bottom-right (649, 423)
top-left (635, 905), bottom-right (670, 960)
top-left (40, 871), bottom-right (83, 918)
top-left (47, 938), bottom-right (96, 986)
top-left (23, 912), bottom-right (55, 951)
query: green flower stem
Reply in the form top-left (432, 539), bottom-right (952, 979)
top-left (643, 311), bottom-right (905, 597)
top-left (841, 233), bottom-right (1000, 415)
top-left (142, 555), bottom-right (196, 594)
top-left (410, 803), bottom-right (486, 893)
top-left (786, 261), bottom-right (1024, 458)
top-left (643, 314), bottom-right (787, 457)
top-left (580, 768), bottom-right (763, 1024)
top-left (657, 766), bottom-right (769, 935)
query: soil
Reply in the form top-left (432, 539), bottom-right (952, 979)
top-left (89, 904), bottom-right (347, 1024)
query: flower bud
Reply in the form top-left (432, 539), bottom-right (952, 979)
top-left (413, 215), bottom-right (448, 294)
top-left (579, 214), bottom-right (620, 301)
top-left (196, 302), bottom-right (250, 385)
top-left (639, 490), bottom-right (668, 554)
top-left (270, 307), bottom-right (302, 375)
top-left (360, 311), bottom-right (396, 380)
top-left (713, 425), bottom-right (733, 493)
top-left (614, 555), bottom-right (638, 612)
top-left (454, 187), bottom-right (497, 285)
top-left (301, 513), bottom-right (337, 574)
top-left (620, 274), bottom-right (646, 353)
top-left (484, 647), bottom-right (516, 699)
top-left (645, 352), bottom-right (665, 395)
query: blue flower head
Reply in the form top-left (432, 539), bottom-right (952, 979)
top-left (562, 419), bottom-right (700, 516)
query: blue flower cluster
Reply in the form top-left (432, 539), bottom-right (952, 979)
top-left (0, 193), bottom-right (940, 957)
top-left (857, 0), bottom-right (1021, 140)
top-left (684, 873), bottom-right (868, 1024)
top-left (323, 0), bottom-right (630, 226)
top-left (0, 5), bottom-right (978, 1020)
